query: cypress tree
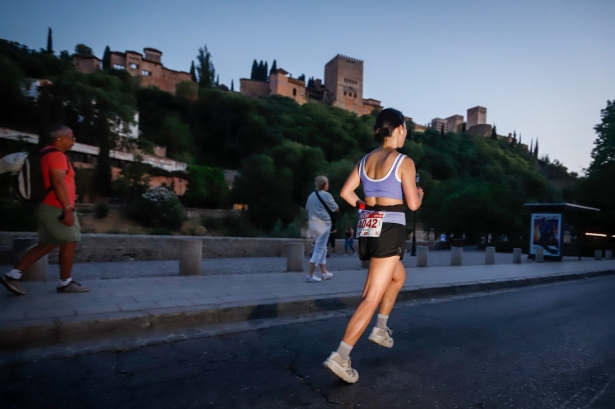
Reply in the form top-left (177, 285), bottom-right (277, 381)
top-left (231, 79), bottom-right (234, 91)
top-left (190, 61), bottom-right (197, 82)
top-left (530, 139), bottom-right (534, 155)
top-left (461, 122), bottom-right (466, 133)
top-left (102, 46), bottom-right (111, 69)
top-left (270, 59), bottom-right (277, 74)
top-left (440, 124), bottom-right (445, 136)
top-left (46, 27), bottom-right (53, 54)
top-left (264, 61), bottom-right (268, 81)
top-left (534, 138), bottom-right (539, 158)
top-left (491, 124), bottom-right (498, 140)
top-left (216, 74), bottom-right (219, 86)
top-left (257, 61), bottom-right (264, 80)
top-left (251, 60), bottom-right (258, 80)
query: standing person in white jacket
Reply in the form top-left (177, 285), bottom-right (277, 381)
top-left (305, 175), bottom-right (339, 283)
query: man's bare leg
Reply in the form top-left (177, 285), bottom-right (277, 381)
top-left (15, 244), bottom-right (56, 271)
top-left (58, 242), bottom-right (77, 280)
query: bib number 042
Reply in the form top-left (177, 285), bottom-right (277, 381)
top-left (356, 211), bottom-right (384, 238)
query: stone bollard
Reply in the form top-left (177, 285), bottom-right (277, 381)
top-left (594, 249), bottom-right (602, 260)
top-left (179, 240), bottom-right (202, 276)
top-left (606, 250), bottom-right (613, 260)
top-left (13, 238), bottom-right (48, 281)
top-left (417, 246), bottom-right (428, 267)
top-left (450, 246), bottom-right (463, 266)
top-left (485, 246), bottom-right (495, 265)
top-left (286, 242), bottom-right (305, 272)
top-left (512, 248), bottom-right (522, 264)
top-left (361, 259), bottom-right (370, 269)
top-left (535, 247), bottom-right (544, 263)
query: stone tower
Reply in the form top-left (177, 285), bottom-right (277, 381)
top-left (324, 54), bottom-right (363, 115)
top-left (467, 106), bottom-right (487, 129)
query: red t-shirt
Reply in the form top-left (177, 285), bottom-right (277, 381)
top-left (41, 146), bottom-right (75, 209)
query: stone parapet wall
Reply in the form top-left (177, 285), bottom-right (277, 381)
top-left (0, 232), bottom-right (310, 264)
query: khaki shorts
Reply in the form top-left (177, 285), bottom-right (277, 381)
top-left (37, 203), bottom-right (81, 245)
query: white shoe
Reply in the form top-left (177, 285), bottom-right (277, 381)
top-left (323, 352), bottom-right (359, 383)
top-left (321, 272), bottom-right (333, 280)
top-left (368, 326), bottom-right (394, 348)
top-left (306, 275), bottom-right (322, 283)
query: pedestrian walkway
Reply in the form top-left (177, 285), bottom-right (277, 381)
top-left (1, 256), bottom-right (614, 350)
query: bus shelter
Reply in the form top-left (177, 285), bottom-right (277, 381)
top-left (523, 203), bottom-right (600, 261)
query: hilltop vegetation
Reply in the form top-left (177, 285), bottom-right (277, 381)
top-left (0, 37), bottom-right (586, 240)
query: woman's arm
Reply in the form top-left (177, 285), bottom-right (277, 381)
top-left (340, 163), bottom-right (363, 207)
top-left (400, 157), bottom-right (424, 211)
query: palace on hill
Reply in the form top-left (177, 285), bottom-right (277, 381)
top-left (240, 54), bottom-right (383, 117)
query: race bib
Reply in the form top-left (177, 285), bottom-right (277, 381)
top-left (356, 211), bottom-right (384, 238)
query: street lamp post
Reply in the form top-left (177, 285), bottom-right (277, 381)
top-left (411, 210), bottom-right (417, 256)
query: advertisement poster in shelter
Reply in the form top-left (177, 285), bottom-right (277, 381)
top-left (530, 213), bottom-right (562, 257)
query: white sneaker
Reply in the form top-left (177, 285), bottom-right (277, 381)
top-left (368, 326), bottom-right (394, 348)
top-left (306, 275), bottom-right (322, 283)
top-left (322, 272), bottom-right (333, 280)
top-left (323, 352), bottom-right (359, 383)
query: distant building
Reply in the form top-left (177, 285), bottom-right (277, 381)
top-left (72, 54), bottom-right (102, 74)
top-left (269, 68), bottom-right (307, 105)
top-left (446, 115), bottom-right (464, 134)
top-left (239, 54), bottom-right (382, 115)
top-left (430, 118), bottom-right (448, 133)
top-left (73, 47), bottom-right (193, 95)
top-left (467, 106), bottom-right (487, 129)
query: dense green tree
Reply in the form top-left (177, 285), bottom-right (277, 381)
top-left (270, 59), bottom-right (277, 74)
top-left (534, 138), bottom-right (539, 158)
top-left (588, 100), bottom-right (615, 173)
top-left (230, 79), bottom-right (234, 91)
top-left (175, 81), bottom-right (198, 101)
top-left (183, 165), bottom-right (229, 208)
top-left (232, 154), bottom-right (297, 231)
top-left (102, 46), bottom-right (110, 69)
top-left (491, 124), bottom-right (497, 140)
top-left (46, 27), bottom-right (53, 54)
top-left (578, 100), bottom-right (615, 231)
top-left (74, 44), bottom-right (93, 55)
top-left (196, 45), bottom-right (215, 89)
top-left (298, 73), bottom-right (305, 82)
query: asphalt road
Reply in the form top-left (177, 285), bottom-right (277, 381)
top-left (2, 276), bottom-right (615, 409)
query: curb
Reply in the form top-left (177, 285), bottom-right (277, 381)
top-left (1, 269), bottom-right (614, 350)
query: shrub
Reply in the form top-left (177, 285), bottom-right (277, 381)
top-left (94, 203), bottom-right (109, 219)
top-left (127, 186), bottom-right (187, 230)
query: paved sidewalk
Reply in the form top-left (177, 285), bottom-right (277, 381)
top-left (1, 257), bottom-right (614, 349)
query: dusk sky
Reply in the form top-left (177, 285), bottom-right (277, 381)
top-left (1, 0), bottom-right (613, 174)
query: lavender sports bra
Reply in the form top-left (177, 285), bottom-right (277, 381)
top-left (359, 153), bottom-right (405, 200)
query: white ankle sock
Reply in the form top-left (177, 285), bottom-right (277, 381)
top-left (7, 269), bottom-right (22, 280)
top-left (59, 277), bottom-right (72, 286)
top-left (337, 341), bottom-right (353, 361)
top-left (377, 314), bottom-right (389, 329)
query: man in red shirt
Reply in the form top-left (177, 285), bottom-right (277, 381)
top-left (2, 124), bottom-right (88, 295)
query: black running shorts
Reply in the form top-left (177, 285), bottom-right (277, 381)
top-left (358, 222), bottom-right (406, 261)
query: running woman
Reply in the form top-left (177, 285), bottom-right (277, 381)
top-left (323, 108), bottom-right (424, 383)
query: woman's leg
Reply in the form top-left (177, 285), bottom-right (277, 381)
top-left (344, 239), bottom-right (349, 254)
top-left (340, 256), bottom-right (400, 346)
top-left (310, 229), bottom-right (329, 276)
top-left (350, 238), bottom-right (356, 254)
top-left (378, 260), bottom-right (406, 316)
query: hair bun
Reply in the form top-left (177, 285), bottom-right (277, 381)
top-left (376, 128), bottom-right (390, 138)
